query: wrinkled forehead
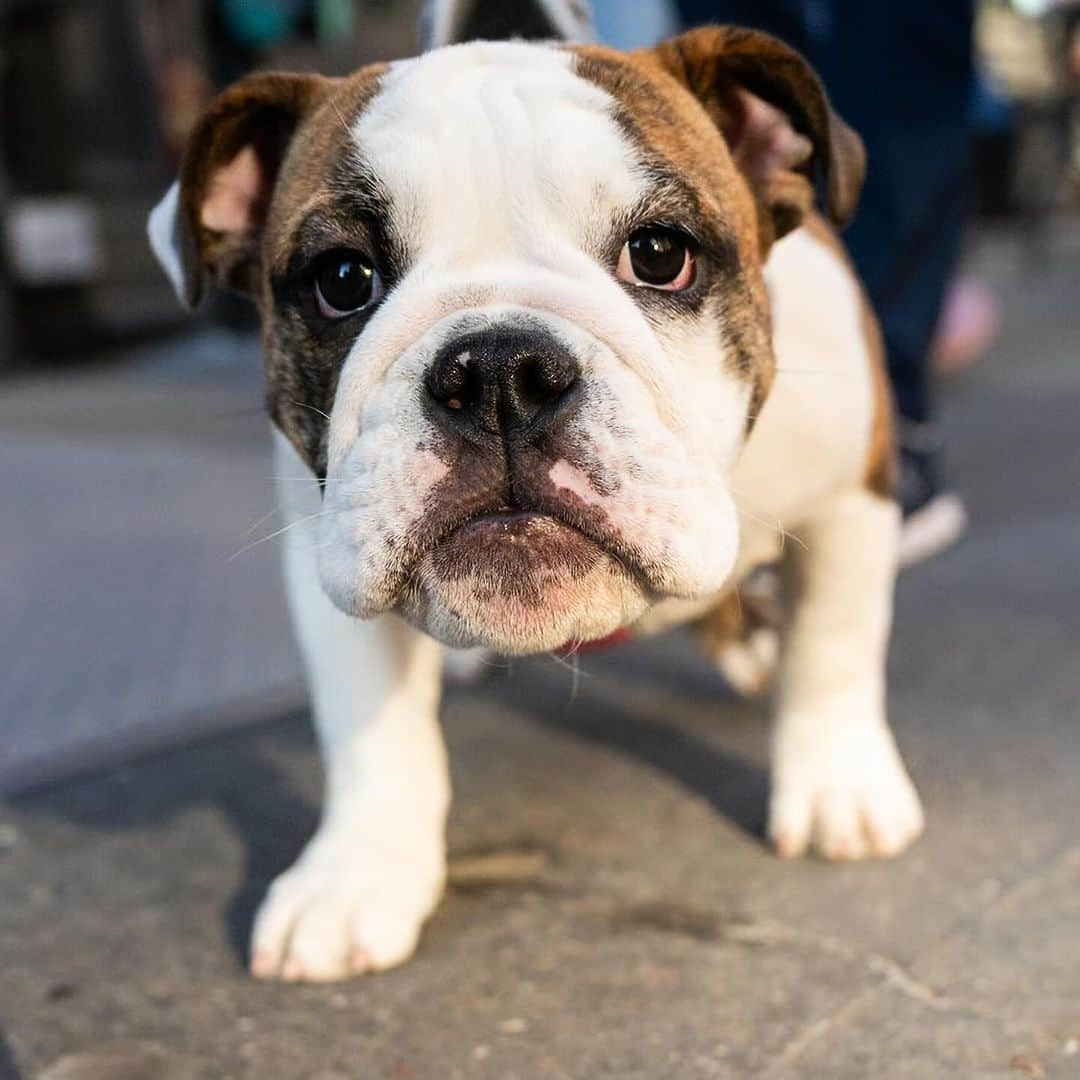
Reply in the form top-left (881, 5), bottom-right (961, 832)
top-left (267, 41), bottom-right (753, 273)
top-left (351, 42), bottom-right (645, 254)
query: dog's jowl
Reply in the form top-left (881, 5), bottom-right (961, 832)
top-left (150, 25), bottom-right (923, 982)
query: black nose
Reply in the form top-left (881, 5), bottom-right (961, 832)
top-left (425, 328), bottom-right (580, 444)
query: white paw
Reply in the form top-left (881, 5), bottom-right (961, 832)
top-left (768, 722), bottom-right (924, 861)
top-left (713, 627), bottom-right (780, 698)
top-left (250, 832), bottom-right (445, 982)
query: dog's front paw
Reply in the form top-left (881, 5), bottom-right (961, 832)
top-left (711, 626), bottom-right (779, 697)
top-left (768, 720), bottom-right (924, 861)
top-left (250, 831), bottom-right (444, 982)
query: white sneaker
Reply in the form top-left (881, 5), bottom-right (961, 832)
top-left (896, 419), bottom-right (968, 569)
top-left (420, 0), bottom-right (594, 51)
top-left (899, 491), bottom-right (968, 570)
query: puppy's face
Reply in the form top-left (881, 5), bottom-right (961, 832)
top-left (288, 43), bottom-right (766, 653)
top-left (152, 31), bottom-right (863, 654)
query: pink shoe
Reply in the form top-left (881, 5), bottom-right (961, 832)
top-left (932, 278), bottom-right (1000, 376)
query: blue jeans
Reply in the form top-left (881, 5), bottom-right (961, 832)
top-left (590, 0), bottom-right (679, 49)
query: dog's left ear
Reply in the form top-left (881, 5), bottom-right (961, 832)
top-left (648, 26), bottom-right (865, 242)
top-left (149, 72), bottom-right (333, 308)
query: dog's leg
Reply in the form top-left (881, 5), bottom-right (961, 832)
top-left (768, 489), bottom-right (923, 860)
top-left (251, 437), bottom-right (448, 982)
top-left (694, 573), bottom-right (781, 698)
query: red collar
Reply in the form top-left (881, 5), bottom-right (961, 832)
top-left (558, 628), bottom-right (633, 655)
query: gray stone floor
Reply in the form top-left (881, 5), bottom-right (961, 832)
top-left (0, 329), bottom-right (305, 791)
top-left (1, 229), bottom-right (1079, 1078)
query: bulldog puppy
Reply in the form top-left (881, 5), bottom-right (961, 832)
top-left (149, 21), bottom-right (924, 982)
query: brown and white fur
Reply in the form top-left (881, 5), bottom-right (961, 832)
top-left (149, 27), bottom-right (923, 982)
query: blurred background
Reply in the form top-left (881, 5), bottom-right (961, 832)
top-left (1, 5), bottom-right (1080, 1076)
top-left (0, 0), bottom-right (1077, 790)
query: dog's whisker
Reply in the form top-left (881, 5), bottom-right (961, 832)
top-left (732, 498), bottom-right (807, 553)
top-left (290, 399), bottom-right (332, 422)
top-left (244, 506), bottom-right (281, 537)
top-left (229, 510), bottom-right (335, 561)
top-left (567, 650), bottom-right (582, 704)
top-left (546, 647), bottom-right (588, 704)
top-left (329, 97), bottom-right (358, 148)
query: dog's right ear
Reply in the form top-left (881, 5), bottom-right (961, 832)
top-left (648, 27), bottom-right (865, 243)
top-left (148, 72), bottom-right (332, 308)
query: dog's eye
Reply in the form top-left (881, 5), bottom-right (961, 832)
top-left (617, 227), bottom-right (696, 291)
top-left (313, 250), bottom-right (383, 318)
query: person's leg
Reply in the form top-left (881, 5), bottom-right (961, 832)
top-left (836, 2), bottom-right (975, 424)
top-left (592, 0), bottom-right (678, 50)
top-left (833, 2), bottom-right (974, 562)
top-left (673, 0), bottom-right (808, 50)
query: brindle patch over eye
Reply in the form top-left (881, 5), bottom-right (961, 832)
top-left (263, 171), bottom-right (407, 476)
top-left (601, 171), bottom-right (741, 320)
top-left (270, 155), bottom-right (408, 283)
top-left (269, 190), bottom-right (405, 339)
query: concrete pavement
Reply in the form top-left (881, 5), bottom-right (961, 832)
top-left (0, 329), bottom-right (306, 791)
top-left (0, 227), bottom-right (1078, 1078)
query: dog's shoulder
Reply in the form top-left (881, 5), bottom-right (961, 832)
top-left (735, 214), bottom-right (895, 522)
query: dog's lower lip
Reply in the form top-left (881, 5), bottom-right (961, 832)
top-left (467, 509), bottom-right (544, 528)
top-left (432, 509), bottom-right (601, 581)
top-left (447, 509), bottom-right (563, 545)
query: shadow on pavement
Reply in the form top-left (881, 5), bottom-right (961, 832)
top-left (488, 651), bottom-right (770, 842)
top-left (15, 640), bottom-right (768, 978)
top-left (13, 718), bottom-right (320, 971)
top-left (0, 1027), bottom-right (23, 1080)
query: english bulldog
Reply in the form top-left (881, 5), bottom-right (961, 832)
top-left (149, 3), bottom-right (924, 982)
